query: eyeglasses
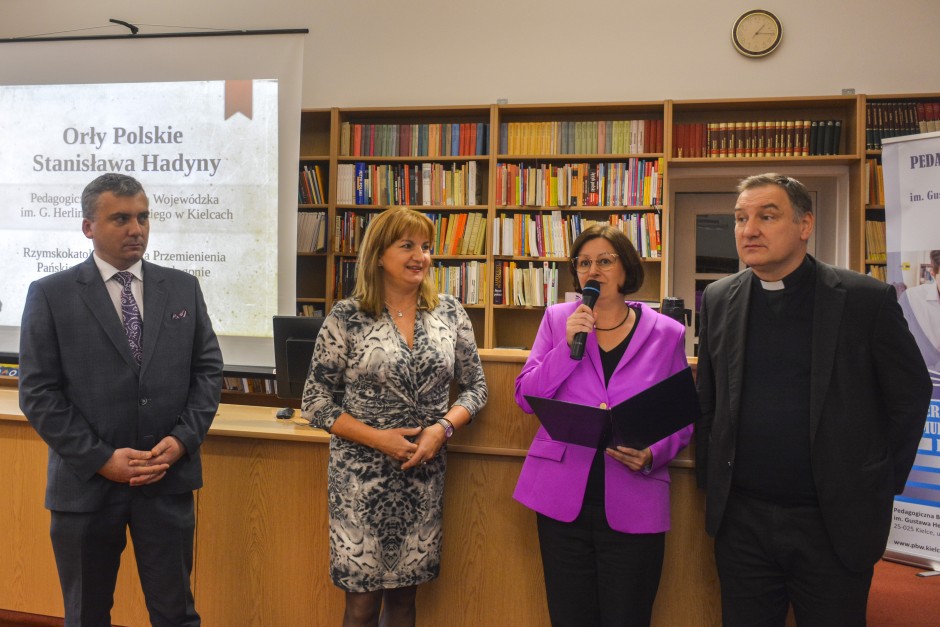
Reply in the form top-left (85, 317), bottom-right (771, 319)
top-left (571, 253), bottom-right (619, 274)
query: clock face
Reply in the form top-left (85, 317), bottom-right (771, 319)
top-left (733, 10), bottom-right (782, 57)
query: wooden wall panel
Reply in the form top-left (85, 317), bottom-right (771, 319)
top-left (2, 356), bottom-right (721, 627)
top-left (0, 419), bottom-right (150, 626)
top-left (195, 436), bottom-right (344, 626)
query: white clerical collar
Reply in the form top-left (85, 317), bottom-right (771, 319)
top-left (760, 280), bottom-right (785, 291)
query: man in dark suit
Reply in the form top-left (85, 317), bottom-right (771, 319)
top-left (695, 173), bottom-right (932, 626)
top-left (18, 173), bottom-right (223, 626)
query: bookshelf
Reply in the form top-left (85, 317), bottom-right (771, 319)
top-left (491, 102), bottom-right (666, 348)
top-left (296, 109), bottom-right (333, 318)
top-left (284, 94), bottom-right (930, 359)
top-left (859, 94), bottom-right (940, 282)
top-left (668, 94), bottom-right (864, 278)
top-left (330, 105), bottom-right (494, 349)
top-left (221, 370), bottom-right (283, 408)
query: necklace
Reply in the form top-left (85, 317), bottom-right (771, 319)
top-left (385, 301), bottom-right (416, 318)
top-left (595, 309), bottom-right (631, 332)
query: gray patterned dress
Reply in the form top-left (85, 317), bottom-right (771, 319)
top-left (301, 294), bottom-right (487, 592)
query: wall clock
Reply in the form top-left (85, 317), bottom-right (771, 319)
top-left (732, 10), bottom-right (782, 58)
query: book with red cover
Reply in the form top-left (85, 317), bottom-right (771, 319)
top-left (524, 367), bottom-right (700, 449)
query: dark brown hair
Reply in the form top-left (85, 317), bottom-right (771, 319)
top-left (568, 224), bottom-right (644, 295)
top-left (81, 173), bottom-right (147, 221)
top-left (737, 173), bottom-right (813, 220)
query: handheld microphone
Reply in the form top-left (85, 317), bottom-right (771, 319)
top-left (570, 280), bottom-right (601, 360)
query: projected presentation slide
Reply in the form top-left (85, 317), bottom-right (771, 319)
top-left (0, 79), bottom-right (279, 340)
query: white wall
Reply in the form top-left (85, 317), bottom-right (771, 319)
top-left (2, 0), bottom-right (939, 107)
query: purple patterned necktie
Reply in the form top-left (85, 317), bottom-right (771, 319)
top-left (114, 271), bottom-right (143, 364)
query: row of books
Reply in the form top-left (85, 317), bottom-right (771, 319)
top-left (867, 265), bottom-right (887, 282)
top-left (340, 122), bottom-right (490, 157)
top-left (325, 208), bottom-right (663, 260)
top-left (492, 211), bottom-right (662, 259)
top-left (298, 305), bottom-right (325, 317)
top-left (425, 212), bottom-right (487, 256)
top-left (497, 119), bottom-right (664, 156)
top-left (333, 211), bottom-right (375, 254)
top-left (331, 258), bottom-right (487, 306)
top-left (672, 120), bottom-right (843, 158)
top-left (866, 101), bottom-right (940, 150)
top-left (865, 159), bottom-right (885, 206)
top-left (336, 162), bottom-right (482, 206)
top-left (298, 164), bottom-right (327, 204)
top-left (429, 261), bottom-right (487, 305)
top-left (298, 211), bottom-right (328, 253)
top-left (493, 261), bottom-right (560, 307)
top-left (495, 159), bottom-right (663, 208)
top-left (223, 377), bottom-right (277, 395)
top-left (334, 258), bottom-right (359, 300)
top-left (865, 219), bottom-right (887, 262)
top-left (332, 210), bottom-right (490, 256)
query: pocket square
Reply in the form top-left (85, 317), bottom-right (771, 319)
top-left (171, 309), bottom-right (188, 320)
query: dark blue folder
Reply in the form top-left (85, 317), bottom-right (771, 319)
top-left (524, 367), bottom-right (700, 449)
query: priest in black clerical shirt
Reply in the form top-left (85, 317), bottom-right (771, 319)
top-left (695, 173), bottom-right (932, 627)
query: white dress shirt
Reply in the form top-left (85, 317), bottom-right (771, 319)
top-left (92, 253), bottom-right (145, 323)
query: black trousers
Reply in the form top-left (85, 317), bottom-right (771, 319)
top-left (714, 492), bottom-right (873, 627)
top-left (537, 504), bottom-right (665, 627)
top-left (50, 491), bottom-right (199, 627)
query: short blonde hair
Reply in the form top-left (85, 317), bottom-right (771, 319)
top-left (353, 207), bottom-right (440, 318)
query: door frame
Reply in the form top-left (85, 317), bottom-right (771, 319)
top-left (665, 165), bottom-right (851, 298)
top-left (664, 166), bottom-right (851, 355)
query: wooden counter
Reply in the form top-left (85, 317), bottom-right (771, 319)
top-left (0, 353), bottom-right (720, 626)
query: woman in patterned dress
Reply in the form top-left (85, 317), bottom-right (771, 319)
top-left (302, 207), bottom-right (487, 626)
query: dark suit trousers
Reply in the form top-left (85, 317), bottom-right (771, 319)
top-left (537, 505), bottom-right (665, 627)
top-left (714, 493), bottom-right (873, 627)
top-left (50, 490), bottom-right (198, 627)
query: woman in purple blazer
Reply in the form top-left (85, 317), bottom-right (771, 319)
top-left (514, 225), bottom-right (693, 627)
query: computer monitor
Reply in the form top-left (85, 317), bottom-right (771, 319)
top-left (272, 315), bottom-right (325, 401)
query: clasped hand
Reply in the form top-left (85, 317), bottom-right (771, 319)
top-left (375, 426), bottom-right (445, 470)
top-left (98, 435), bottom-right (186, 486)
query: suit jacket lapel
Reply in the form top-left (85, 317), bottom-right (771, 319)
top-left (810, 262), bottom-right (845, 443)
top-left (726, 271), bottom-right (752, 426)
top-left (141, 261), bottom-right (168, 375)
top-left (76, 257), bottom-right (140, 371)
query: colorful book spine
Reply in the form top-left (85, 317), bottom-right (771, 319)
top-left (339, 122), bottom-right (491, 157)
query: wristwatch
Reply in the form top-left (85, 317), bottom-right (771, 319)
top-left (436, 418), bottom-right (455, 439)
